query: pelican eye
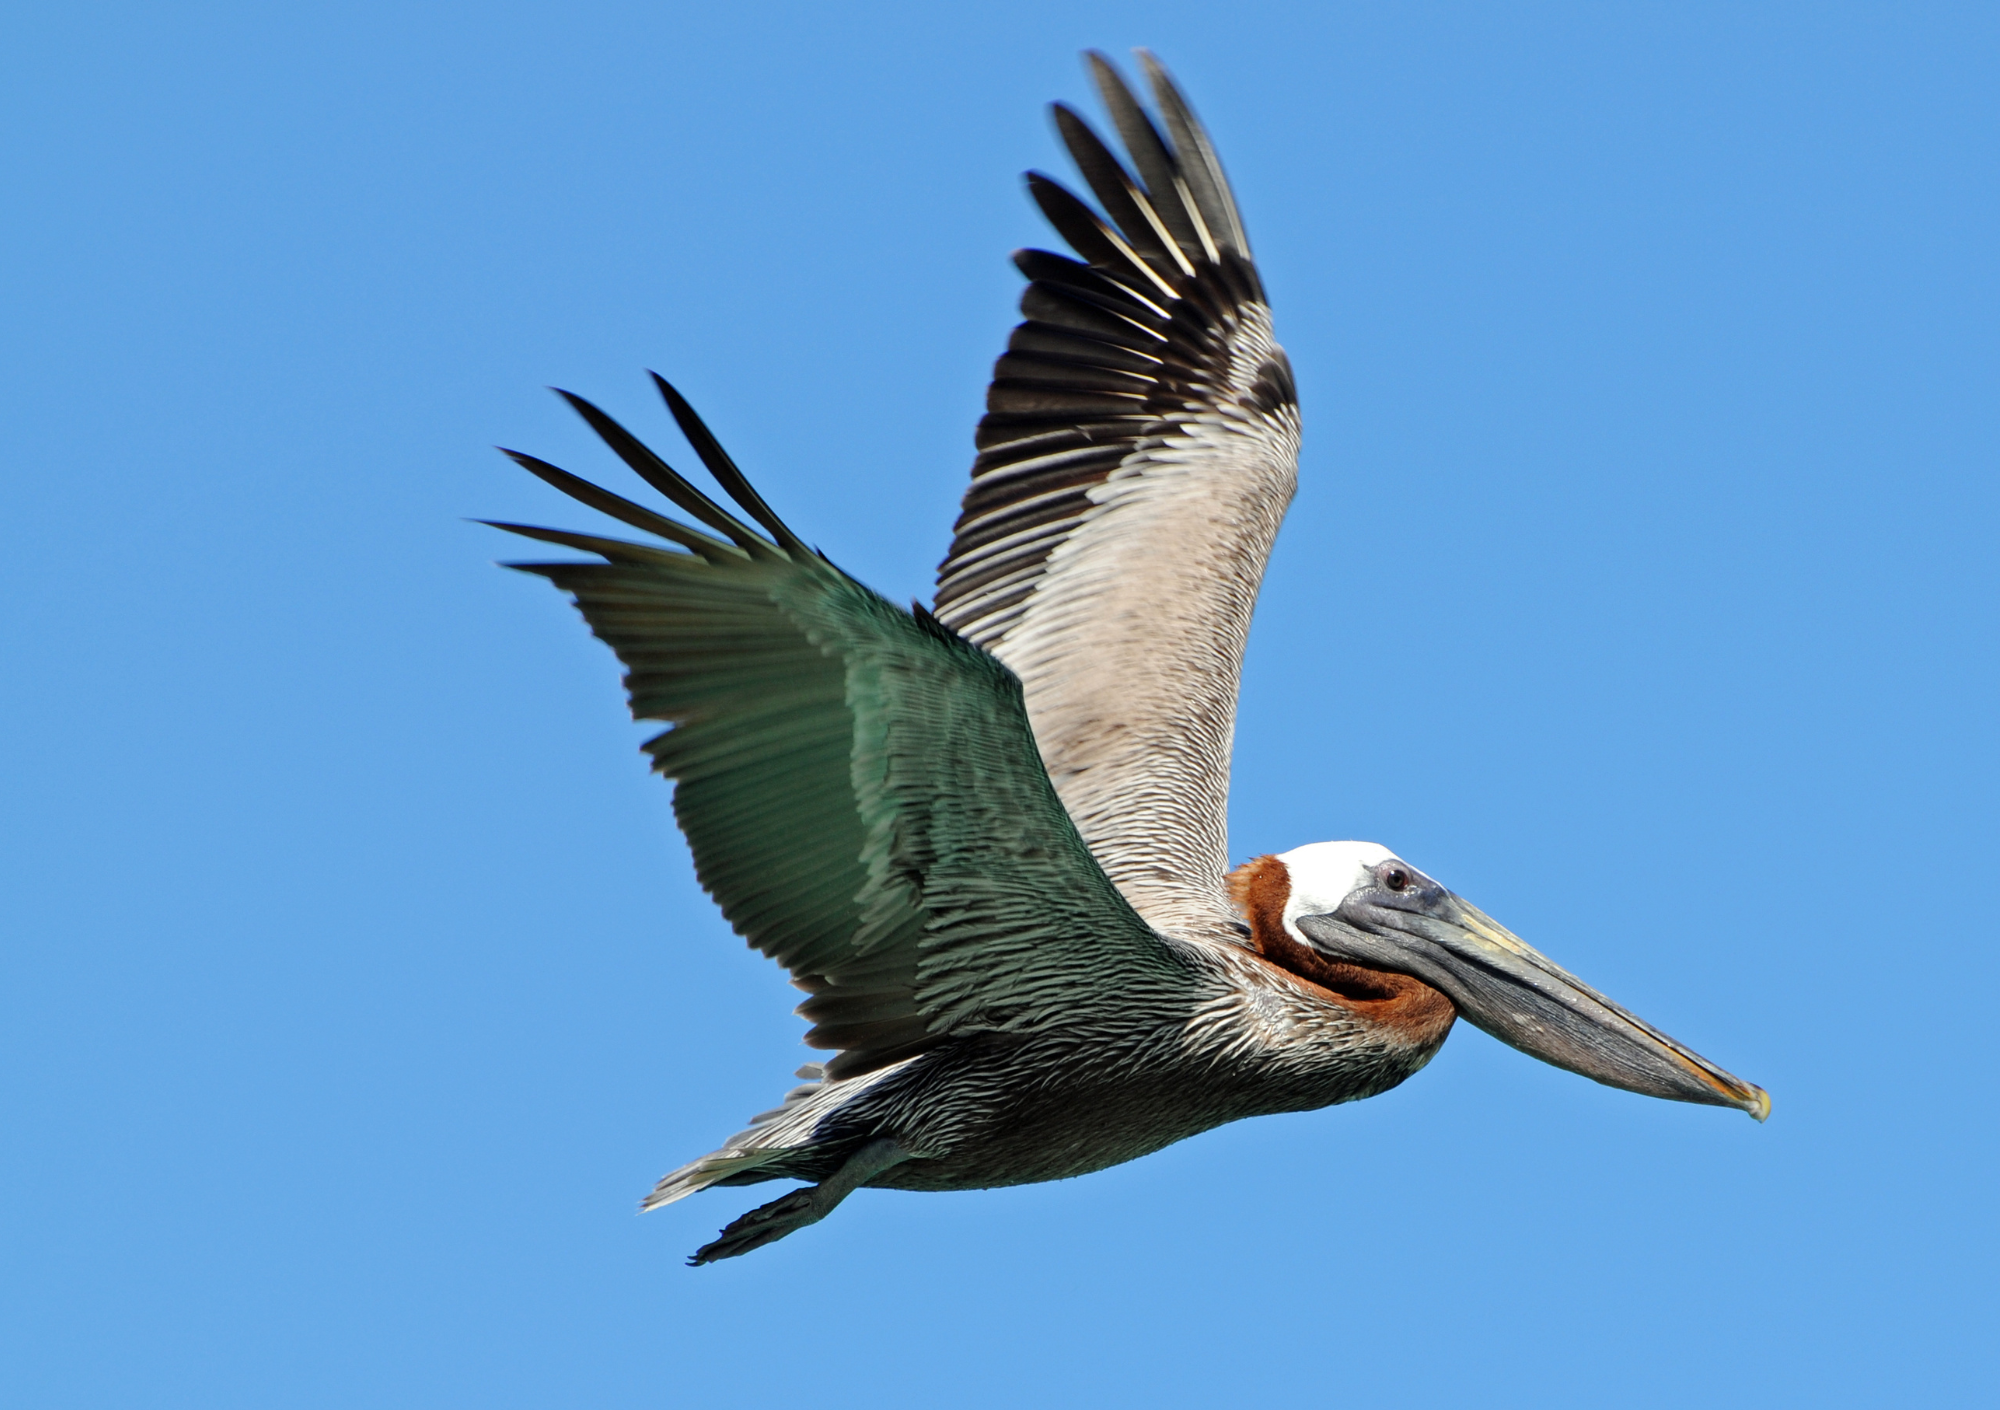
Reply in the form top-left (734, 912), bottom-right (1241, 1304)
top-left (1383, 867), bottom-right (1411, 892)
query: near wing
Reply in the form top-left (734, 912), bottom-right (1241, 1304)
top-left (492, 379), bottom-right (1201, 1083)
top-left (933, 52), bottom-right (1301, 940)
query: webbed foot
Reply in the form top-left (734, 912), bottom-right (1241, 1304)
top-left (689, 1187), bottom-right (825, 1264)
top-left (686, 1137), bottom-right (909, 1265)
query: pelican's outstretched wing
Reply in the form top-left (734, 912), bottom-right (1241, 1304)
top-left (934, 53), bottom-right (1300, 939)
top-left (492, 381), bottom-right (1201, 1083)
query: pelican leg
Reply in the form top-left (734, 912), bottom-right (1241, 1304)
top-left (688, 1138), bottom-right (910, 1265)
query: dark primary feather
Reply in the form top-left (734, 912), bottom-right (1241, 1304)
top-left (647, 373), bottom-right (811, 557)
top-left (494, 392), bottom-right (1197, 1079)
top-left (1084, 52), bottom-right (1210, 263)
top-left (1049, 103), bottom-right (1190, 281)
top-left (554, 390), bottom-right (775, 556)
top-left (1137, 49), bottom-right (1250, 259)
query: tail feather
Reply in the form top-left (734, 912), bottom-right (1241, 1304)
top-left (638, 1057), bottom-right (923, 1212)
top-left (641, 1069), bottom-right (838, 1212)
top-left (642, 1147), bottom-right (790, 1212)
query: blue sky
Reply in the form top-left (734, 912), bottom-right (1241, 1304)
top-left (4, 2), bottom-right (1994, 1405)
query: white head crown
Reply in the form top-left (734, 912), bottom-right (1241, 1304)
top-left (1274, 841), bottom-right (1399, 940)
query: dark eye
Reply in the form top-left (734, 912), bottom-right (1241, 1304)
top-left (1383, 867), bottom-right (1410, 892)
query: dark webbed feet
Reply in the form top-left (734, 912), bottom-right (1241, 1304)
top-left (689, 1187), bottom-right (824, 1264)
top-left (686, 1137), bottom-right (909, 1266)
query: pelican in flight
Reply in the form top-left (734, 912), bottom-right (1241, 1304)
top-left (493, 52), bottom-right (1767, 1264)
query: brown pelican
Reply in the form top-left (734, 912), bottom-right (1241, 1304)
top-left (491, 51), bottom-right (1767, 1265)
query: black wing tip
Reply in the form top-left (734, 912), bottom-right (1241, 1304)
top-left (551, 384), bottom-right (783, 555)
top-left (477, 517), bottom-right (608, 557)
top-left (646, 370), bottom-right (699, 422)
top-left (477, 528), bottom-right (576, 578)
top-left (507, 377), bottom-right (831, 566)
top-left (1081, 47), bottom-right (1135, 89)
top-left (497, 445), bottom-right (554, 471)
top-left (644, 370), bottom-right (812, 557)
top-left (1037, 53), bottom-right (1258, 279)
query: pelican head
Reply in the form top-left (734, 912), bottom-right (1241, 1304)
top-left (1274, 842), bottom-right (1770, 1119)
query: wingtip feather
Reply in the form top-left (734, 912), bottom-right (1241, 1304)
top-left (647, 371), bottom-right (812, 557)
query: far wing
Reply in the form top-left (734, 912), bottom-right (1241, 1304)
top-left (934, 53), bottom-right (1300, 939)
top-left (493, 380), bottom-right (1201, 1083)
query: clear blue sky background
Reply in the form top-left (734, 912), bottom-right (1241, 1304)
top-left (4, 3), bottom-right (1994, 1405)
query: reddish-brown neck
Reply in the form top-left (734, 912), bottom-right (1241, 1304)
top-left (1226, 854), bottom-right (1455, 1042)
